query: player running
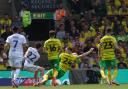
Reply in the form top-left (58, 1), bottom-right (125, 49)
top-left (23, 43), bottom-right (44, 86)
top-left (98, 28), bottom-right (120, 85)
top-left (39, 47), bottom-right (94, 86)
top-left (3, 27), bottom-right (28, 88)
top-left (43, 30), bottom-right (62, 80)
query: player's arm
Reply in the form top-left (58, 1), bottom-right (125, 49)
top-left (2, 36), bottom-right (11, 61)
top-left (43, 41), bottom-right (48, 53)
top-left (23, 43), bottom-right (28, 52)
top-left (78, 48), bottom-right (94, 59)
top-left (3, 42), bottom-right (9, 53)
top-left (24, 48), bottom-right (29, 58)
top-left (2, 42), bottom-right (9, 59)
top-left (43, 46), bottom-right (48, 53)
top-left (1, 42), bottom-right (9, 67)
top-left (22, 36), bottom-right (28, 53)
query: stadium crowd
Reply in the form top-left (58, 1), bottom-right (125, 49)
top-left (0, 0), bottom-right (128, 70)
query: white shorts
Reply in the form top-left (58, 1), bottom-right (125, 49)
top-left (24, 60), bottom-right (40, 72)
top-left (8, 57), bottom-right (23, 67)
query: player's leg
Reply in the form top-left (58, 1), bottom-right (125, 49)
top-left (52, 68), bottom-right (65, 86)
top-left (23, 64), bottom-right (44, 86)
top-left (100, 68), bottom-right (106, 79)
top-left (33, 67), bottom-right (44, 86)
top-left (50, 59), bottom-right (59, 76)
top-left (38, 67), bottom-right (44, 78)
top-left (11, 67), bottom-right (19, 88)
top-left (104, 60), bottom-right (112, 85)
top-left (51, 68), bottom-right (58, 86)
top-left (111, 59), bottom-right (118, 81)
top-left (13, 60), bottom-right (22, 81)
top-left (8, 59), bottom-right (18, 87)
top-left (111, 66), bottom-right (119, 85)
top-left (100, 68), bottom-right (107, 84)
top-left (107, 66), bottom-right (111, 85)
top-left (111, 59), bottom-right (119, 85)
top-left (99, 60), bottom-right (107, 84)
top-left (12, 59), bottom-right (22, 87)
top-left (50, 59), bottom-right (59, 86)
top-left (39, 68), bottom-right (54, 85)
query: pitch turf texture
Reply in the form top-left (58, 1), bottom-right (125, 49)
top-left (0, 84), bottom-right (128, 89)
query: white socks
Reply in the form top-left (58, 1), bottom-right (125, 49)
top-left (11, 70), bottom-right (15, 78)
top-left (13, 69), bottom-right (20, 81)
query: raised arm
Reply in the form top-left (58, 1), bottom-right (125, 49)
top-left (78, 48), bottom-right (94, 59)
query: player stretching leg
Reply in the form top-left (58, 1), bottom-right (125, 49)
top-left (39, 47), bottom-right (94, 86)
top-left (23, 43), bottom-right (44, 86)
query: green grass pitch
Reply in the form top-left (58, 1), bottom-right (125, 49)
top-left (0, 84), bottom-right (128, 89)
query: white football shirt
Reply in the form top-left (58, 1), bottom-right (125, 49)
top-left (24, 47), bottom-right (40, 64)
top-left (6, 33), bottom-right (27, 58)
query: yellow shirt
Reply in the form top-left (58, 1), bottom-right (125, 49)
top-left (120, 47), bottom-right (126, 60)
top-left (122, 20), bottom-right (127, 26)
top-left (114, 0), bottom-right (121, 8)
top-left (84, 31), bottom-right (91, 41)
top-left (107, 5), bottom-right (112, 15)
top-left (44, 38), bottom-right (61, 60)
top-left (0, 18), bottom-right (12, 26)
top-left (0, 64), bottom-right (6, 70)
top-left (0, 29), bottom-right (5, 34)
top-left (79, 37), bottom-right (85, 43)
top-left (59, 53), bottom-right (79, 72)
top-left (125, 26), bottom-right (128, 33)
top-left (99, 35), bottom-right (117, 60)
top-left (126, 0), bottom-right (128, 6)
top-left (90, 26), bottom-right (96, 37)
top-left (99, 25), bottom-right (105, 34)
top-left (119, 8), bottom-right (128, 15)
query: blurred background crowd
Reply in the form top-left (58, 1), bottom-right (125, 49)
top-left (0, 0), bottom-right (128, 70)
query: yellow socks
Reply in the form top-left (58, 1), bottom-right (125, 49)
top-left (42, 74), bottom-right (48, 82)
top-left (107, 70), bottom-right (111, 84)
top-left (100, 69), bottom-right (106, 79)
top-left (53, 69), bottom-right (58, 78)
top-left (112, 69), bottom-right (118, 80)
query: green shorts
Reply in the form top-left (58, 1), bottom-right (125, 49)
top-left (49, 59), bottom-right (59, 69)
top-left (56, 68), bottom-right (66, 79)
top-left (46, 67), bottom-right (66, 79)
top-left (99, 59), bottom-right (117, 69)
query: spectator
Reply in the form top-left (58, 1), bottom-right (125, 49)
top-left (1, 26), bottom-right (13, 40)
top-left (20, 7), bottom-right (31, 28)
top-left (119, 3), bottom-right (128, 15)
top-left (118, 40), bottom-right (127, 61)
top-left (12, 16), bottom-right (22, 28)
top-left (54, 3), bottom-right (67, 28)
top-left (118, 57), bottom-right (127, 69)
top-left (116, 30), bottom-right (126, 42)
top-left (72, 36), bottom-right (83, 54)
top-left (0, 13), bottom-right (12, 27)
top-left (0, 35), bottom-right (6, 70)
top-left (70, 26), bottom-right (79, 38)
top-left (79, 62), bottom-right (89, 69)
top-left (56, 23), bottom-right (66, 41)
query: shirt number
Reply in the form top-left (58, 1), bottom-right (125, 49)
top-left (49, 45), bottom-right (56, 51)
top-left (13, 40), bottom-right (18, 48)
top-left (103, 42), bottom-right (113, 49)
top-left (27, 51), bottom-right (37, 62)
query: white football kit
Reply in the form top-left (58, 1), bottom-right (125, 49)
top-left (24, 47), bottom-right (40, 72)
top-left (6, 33), bottom-right (27, 67)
